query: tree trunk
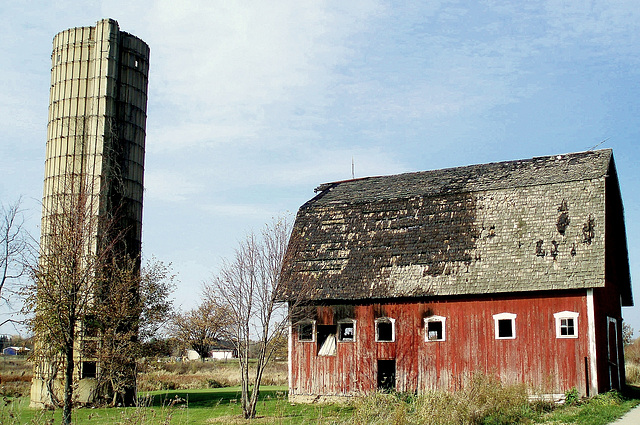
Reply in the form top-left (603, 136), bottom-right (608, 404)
top-left (62, 343), bottom-right (74, 425)
top-left (247, 380), bottom-right (260, 420)
top-left (246, 342), bottom-right (267, 420)
top-left (241, 340), bottom-right (254, 419)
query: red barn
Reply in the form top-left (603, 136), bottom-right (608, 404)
top-left (278, 149), bottom-right (631, 401)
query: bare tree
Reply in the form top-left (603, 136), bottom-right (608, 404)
top-left (170, 299), bottom-right (231, 361)
top-left (23, 173), bottom-right (124, 424)
top-left (204, 216), bottom-right (304, 420)
top-left (0, 198), bottom-right (30, 313)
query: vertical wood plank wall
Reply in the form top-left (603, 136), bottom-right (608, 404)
top-left (290, 291), bottom-right (593, 397)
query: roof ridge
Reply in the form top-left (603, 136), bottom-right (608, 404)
top-left (317, 149), bottom-right (612, 192)
top-left (310, 149), bottom-right (612, 204)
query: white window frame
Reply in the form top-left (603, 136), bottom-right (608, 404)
top-left (375, 317), bottom-right (396, 342)
top-left (298, 320), bottom-right (316, 342)
top-left (493, 312), bottom-right (517, 340)
top-left (424, 315), bottom-right (447, 342)
top-left (554, 311), bottom-right (579, 339)
top-left (337, 319), bottom-right (357, 342)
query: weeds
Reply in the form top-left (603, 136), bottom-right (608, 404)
top-left (347, 375), bottom-right (534, 425)
top-left (541, 391), bottom-right (636, 425)
top-left (626, 363), bottom-right (640, 385)
top-left (564, 387), bottom-right (579, 406)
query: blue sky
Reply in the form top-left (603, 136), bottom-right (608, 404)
top-left (1, 1), bottom-right (639, 334)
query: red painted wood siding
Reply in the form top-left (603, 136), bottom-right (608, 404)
top-left (594, 280), bottom-right (625, 393)
top-left (290, 291), bottom-right (591, 397)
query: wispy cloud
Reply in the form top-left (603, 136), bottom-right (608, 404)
top-left (135, 1), bottom-right (385, 153)
top-left (3, 0), bottom-right (640, 324)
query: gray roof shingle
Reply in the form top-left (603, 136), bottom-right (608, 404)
top-left (280, 149), bottom-right (623, 302)
top-left (312, 149), bottom-right (612, 205)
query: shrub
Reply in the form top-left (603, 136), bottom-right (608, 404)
top-left (565, 387), bottom-right (580, 405)
top-left (161, 380), bottom-right (177, 390)
top-left (207, 378), bottom-right (224, 388)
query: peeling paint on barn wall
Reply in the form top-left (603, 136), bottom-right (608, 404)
top-left (289, 292), bottom-right (590, 398)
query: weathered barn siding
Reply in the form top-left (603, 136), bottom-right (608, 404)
top-left (290, 291), bottom-right (590, 399)
top-left (592, 280), bottom-right (625, 393)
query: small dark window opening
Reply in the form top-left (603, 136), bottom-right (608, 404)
top-left (377, 320), bottom-right (393, 342)
top-left (317, 325), bottom-right (337, 356)
top-left (560, 318), bottom-right (575, 336)
top-left (82, 361), bottom-right (96, 379)
top-left (498, 319), bottom-right (513, 338)
top-left (298, 322), bottom-right (314, 341)
top-left (377, 359), bottom-right (396, 391)
top-left (427, 321), bottom-right (443, 341)
top-left (338, 321), bottom-right (355, 342)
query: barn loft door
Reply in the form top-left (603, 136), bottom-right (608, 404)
top-left (377, 359), bottom-right (396, 391)
top-left (607, 317), bottom-right (620, 390)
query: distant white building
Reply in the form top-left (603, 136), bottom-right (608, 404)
top-left (209, 348), bottom-right (236, 360)
top-left (185, 349), bottom-right (201, 361)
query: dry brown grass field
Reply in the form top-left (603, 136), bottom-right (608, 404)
top-left (137, 358), bottom-right (288, 391)
top-left (0, 356), bottom-right (32, 398)
top-left (0, 356), bottom-right (287, 398)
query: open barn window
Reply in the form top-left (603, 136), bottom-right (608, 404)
top-left (376, 317), bottom-right (395, 342)
top-left (298, 320), bottom-right (315, 342)
top-left (493, 313), bottom-right (516, 339)
top-left (554, 311), bottom-right (579, 338)
top-left (317, 325), bottom-right (337, 356)
top-left (425, 316), bottom-right (446, 341)
top-left (338, 319), bottom-right (356, 342)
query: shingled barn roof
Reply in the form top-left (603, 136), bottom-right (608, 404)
top-left (311, 149), bottom-right (612, 205)
top-left (279, 149), bottom-right (631, 303)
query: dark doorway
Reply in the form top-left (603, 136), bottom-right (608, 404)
top-left (81, 361), bottom-right (96, 379)
top-left (377, 359), bottom-right (396, 391)
top-left (608, 319), bottom-right (620, 390)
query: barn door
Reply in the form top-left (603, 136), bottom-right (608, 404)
top-left (377, 359), bottom-right (396, 391)
top-left (607, 317), bottom-right (620, 390)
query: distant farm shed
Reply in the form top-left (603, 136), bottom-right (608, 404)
top-left (2, 346), bottom-right (30, 356)
top-left (278, 149), bottom-right (631, 402)
top-left (209, 341), bottom-right (237, 360)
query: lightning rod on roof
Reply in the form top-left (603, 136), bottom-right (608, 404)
top-left (587, 138), bottom-right (609, 151)
top-left (352, 157), bottom-right (356, 179)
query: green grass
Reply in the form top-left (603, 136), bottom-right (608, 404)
top-left (1, 384), bottom-right (640, 424)
top-left (0, 386), bottom-right (353, 424)
top-left (534, 391), bottom-right (640, 425)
